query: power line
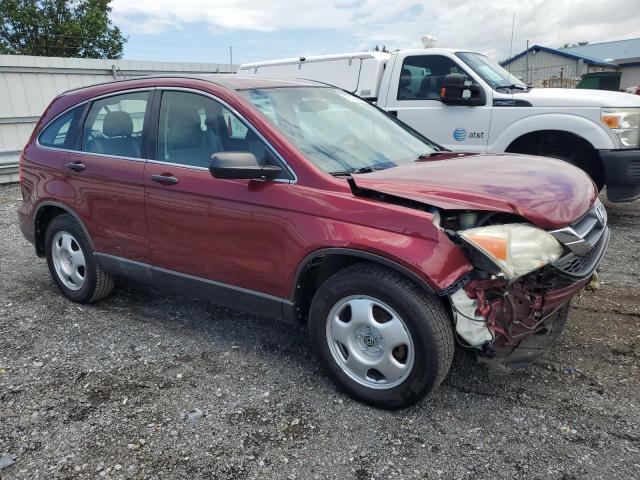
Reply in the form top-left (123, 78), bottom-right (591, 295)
top-left (1, 37), bottom-right (296, 59)
top-left (1, 31), bottom-right (301, 55)
top-left (1, 41), bottom-right (294, 61)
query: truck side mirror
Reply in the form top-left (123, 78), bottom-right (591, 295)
top-left (440, 73), bottom-right (486, 106)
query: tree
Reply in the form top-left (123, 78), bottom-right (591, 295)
top-left (0, 0), bottom-right (126, 58)
top-left (373, 44), bottom-right (389, 53)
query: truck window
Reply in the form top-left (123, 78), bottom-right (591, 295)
top-left (397, 56), bottom-right (470, 101)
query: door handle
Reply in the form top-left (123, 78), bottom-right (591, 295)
top-left (150, 174), bottom-right (178, 185)
top-left (387, 110), bottom-right (398, 117)
top-left (65, 161), bottom-right (86, 172)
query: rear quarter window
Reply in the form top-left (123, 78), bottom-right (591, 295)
top-left (38, 107), bottom-right (81, 148)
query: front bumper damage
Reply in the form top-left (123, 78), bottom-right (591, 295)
top-left (463, 274), bottom-right (591, 373)
top-left (450, 207), bottom-right (610, 374)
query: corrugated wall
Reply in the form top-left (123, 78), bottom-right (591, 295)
top-left (504, 50), bottom-right (582, 86)
top-left (0, 55), bottom-right (237, 183)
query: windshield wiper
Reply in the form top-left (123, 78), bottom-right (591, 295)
top-left (329, 166), bottom-right (379, 177)
top-left (417, 152), bottom-right (443, 160)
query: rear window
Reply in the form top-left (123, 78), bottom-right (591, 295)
top-left (38, 107), bottom-right (81, 148)
top-left (82, 91), bottom-right (150, 159)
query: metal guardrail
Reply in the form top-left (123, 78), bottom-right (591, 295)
top-left (0, 149), bottom-right (20, 184)
top-left (1, 55), bottom-right (239, 185)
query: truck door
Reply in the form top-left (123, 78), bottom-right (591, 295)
top-left (383, 54), bottom-right (492, 153)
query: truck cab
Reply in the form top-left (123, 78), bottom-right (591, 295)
top-left (239, 44), bottom-right (640, 203)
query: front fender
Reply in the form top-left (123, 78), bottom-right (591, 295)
top-left (287, 221), bottom-right (473, 300)
top-left (489, 113), bottom-right (619, 152)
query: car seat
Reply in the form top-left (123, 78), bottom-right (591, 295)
top-left (165, 102), bottom-right (221, 167)
top-left (93, 111), bottom-right (140, 158)
top-left (398, 68), bottom-right (415, 99)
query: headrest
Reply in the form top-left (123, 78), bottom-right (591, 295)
top-left (103, 111), bottom-right (133, 137)
top-left (167, 103), bottom-right (204, 149)
top-left (399, 68), bottom-right (413, 88)
top-left (419, 75), bottom-right (441, 93)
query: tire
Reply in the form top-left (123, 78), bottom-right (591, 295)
top-left (44, 214), bottom-right (114, 303)
top-left (308, 262), bottom-right (454, 409)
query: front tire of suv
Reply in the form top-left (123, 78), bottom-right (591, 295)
top-left (308, 262), bottom-right (454, 409)
top-left (44, 214), bottom-right (115, 303)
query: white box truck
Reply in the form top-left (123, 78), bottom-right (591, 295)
top-left (239, 41), bottom-right (640, 202)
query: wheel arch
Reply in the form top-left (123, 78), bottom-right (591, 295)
top-left (289, 248), bottom-right (436, 323)
top-left (505, 129), bottom-right (595, 152)
top-left (34, 202), bottom-right (94, 257)
top-left (490, 113), bottom-right (617, 152)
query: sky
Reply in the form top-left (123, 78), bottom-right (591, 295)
top-left (110, 0), bottom-right (640, 65)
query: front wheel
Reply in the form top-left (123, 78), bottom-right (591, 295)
top-left (308, 263), bottom-right (454, 409)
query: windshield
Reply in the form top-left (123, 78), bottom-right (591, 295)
top-left (456, 52), bottom-right (527, 89)
top-left (239, 87), bottom-right (440, 175)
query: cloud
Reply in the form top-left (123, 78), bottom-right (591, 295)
top-left (111, 0), bottom-right (640, 59)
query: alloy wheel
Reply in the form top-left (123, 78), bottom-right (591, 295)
top-left (51, 231), bottom-right (86, 291)
top-left (325, 295), bottom-right (415, 390)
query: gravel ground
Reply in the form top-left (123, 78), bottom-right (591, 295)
top-left (1, 182), bottom-right (639, 480)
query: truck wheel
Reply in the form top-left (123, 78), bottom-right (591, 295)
top-left (44, 214), bottom-right (115, 303)
top-left (308, 262), bottom-right (454, 409)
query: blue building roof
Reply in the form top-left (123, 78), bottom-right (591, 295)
top-left (501, 45), bottom-right (619, 68)
top-left (560, 38), bottom-right (640, 62)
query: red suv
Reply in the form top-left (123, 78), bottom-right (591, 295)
top-left (18, 76), bottom-right (609, 408)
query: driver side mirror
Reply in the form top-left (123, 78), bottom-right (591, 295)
top-left (440, 73), bottom-right (486, 106)
top-left (209, 152), bottom-right (282, 180)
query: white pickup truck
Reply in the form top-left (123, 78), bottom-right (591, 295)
top-left (239, 44), bottom-right (640, 202)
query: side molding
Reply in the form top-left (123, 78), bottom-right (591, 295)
top-left (95, 253), bottom-right (295, 322)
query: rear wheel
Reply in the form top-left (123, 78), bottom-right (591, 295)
top-left (45, 214), bottom-right (114, 303)
top-left (308, 263), bottom-right (454, 409)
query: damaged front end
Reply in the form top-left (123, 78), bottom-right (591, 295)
top-left (445, 199), bottom-right (610, 374)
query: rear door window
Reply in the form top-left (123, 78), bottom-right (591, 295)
top-left (82, 91), bottom-right (150, 159)
top-left (39, 107), bottom-right (82, 148)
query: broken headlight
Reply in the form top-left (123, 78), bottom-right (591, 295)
top-left (459, 224), bottom-right (563, 280)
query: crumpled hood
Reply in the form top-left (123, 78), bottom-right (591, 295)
top-left (352, 153), bottom-right (597, 229)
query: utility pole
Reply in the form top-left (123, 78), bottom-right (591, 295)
top-left (508, 13), bottom-right (515, 73)
top-left (229, 45), bottom-right (233, 73)
top-left (525, 40), bottom-right (530, 85)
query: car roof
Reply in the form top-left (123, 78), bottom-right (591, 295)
top-left (201, 74), bottom-right (326, 90)
top-left (59, 74), bottom-right (327, 99)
